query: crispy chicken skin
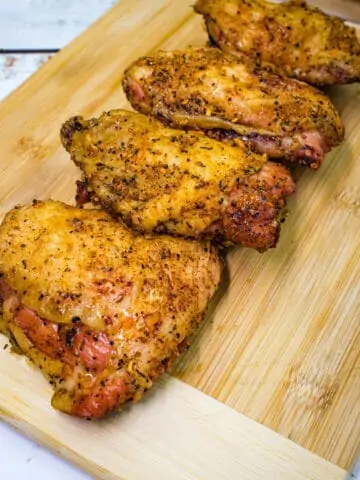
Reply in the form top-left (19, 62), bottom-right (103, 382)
top-left (0, 200), bottom-right (222, 418)
top-left (61, 110), bottom-right (295, 251)
top-left (123, 48), bottom-right (344, 168)
top-left (194, 0), bottom-right (360, 86)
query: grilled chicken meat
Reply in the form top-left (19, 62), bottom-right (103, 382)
top-left (194, 0), bottom-right (360, 86)
top-left (0, 200), bottom-right (221, 418)
top-left (61, 110), bottom-right (295, 251)
top-left (123, 48), bottom-right (344, 168)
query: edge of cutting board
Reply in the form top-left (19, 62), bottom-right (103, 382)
top-left (0, 336), bottom-right (346, 480)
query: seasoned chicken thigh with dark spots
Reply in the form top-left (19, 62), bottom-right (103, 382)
top-left (194, 0), bottom-right (360, 86)
top-left (0, 200), bottom-right (222, 418)
top-left (61, 110), bottom-right (295, 252)
top-left (123, 48), bottom-right (344, 169)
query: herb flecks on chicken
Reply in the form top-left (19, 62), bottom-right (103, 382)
top-left (123, 48), bottom-right (344, 169)
top-left (194, 0), bottom-right (360, 86)
top-left (61, 110), bottom-right (295, 252)
top-left (0, 200), bottom-right (222, 418)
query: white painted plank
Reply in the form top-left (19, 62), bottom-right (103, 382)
top-left (0, 53), bottom-right (54, 101)
top-left (0, 0), bottom-right (117, 49)
top-left (0, 422), bottom-right (91, 480)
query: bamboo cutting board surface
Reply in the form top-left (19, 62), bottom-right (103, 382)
top-left (0, 0), bottom-right (358, 478)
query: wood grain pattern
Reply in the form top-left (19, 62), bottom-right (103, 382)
top-left (173, 84), bottom-right (360, 469)
top-left (0, 336), bottom-right (346, 480)
top-left (0, 0), bottom-right (358, 476)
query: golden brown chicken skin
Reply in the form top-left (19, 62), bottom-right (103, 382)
top-left (0, 200), bottom-right (222, 418)
top-left (61, 110), bottom-right (295, 251)
top-left (123, 48), bottom-right (344, 168)
top-left (194, 0), bottom-right (360, 86)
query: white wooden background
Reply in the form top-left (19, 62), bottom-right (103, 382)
top-left (0, 0), bottom-right (117, 101)
top-left (0, 0), bottom-right (359, 479)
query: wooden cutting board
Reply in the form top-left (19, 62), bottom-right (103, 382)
top-left (0, 1), bottom-right (359, 478)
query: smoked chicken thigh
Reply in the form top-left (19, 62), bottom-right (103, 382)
top-left (0, 200), bottom-right (222, 418)
top-left (123, 48), bottom-right (344, 169)
top-left (194, 0), bottom-right (360, 86)
top-left (61, 110), bottom-right (295, 251)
